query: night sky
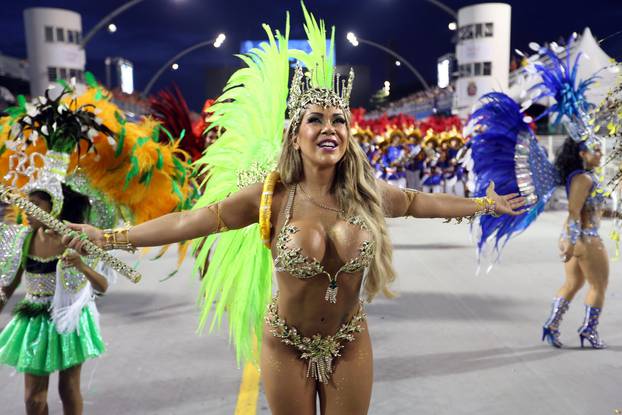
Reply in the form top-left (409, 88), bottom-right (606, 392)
top-left (2, 0), bottom-right (621, 111)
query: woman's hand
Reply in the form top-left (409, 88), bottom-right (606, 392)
top-left (61, 249), bottom-right (85, 271)
top-left (61, 223), bottom-right (105, 256)
top-left (558, 238), bottom-right (574, 263)
top-left (486, 182), bottom-right (528, 216)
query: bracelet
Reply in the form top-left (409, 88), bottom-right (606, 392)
top-left (473, 196), bottom-right (498, 217)
top-left (564, 220), bottom-right (581, 245)
top-left (445, 196), bottom-right (498, 224)
top-left (102, 224), bottom-right (136, 252)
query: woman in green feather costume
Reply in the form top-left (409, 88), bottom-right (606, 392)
top-left (63, 4), bottom-right (526, 413)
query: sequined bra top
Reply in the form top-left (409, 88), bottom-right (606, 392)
top-left (24, 254), bottom-right (59, 300)
top-left (273, 185), bottom-right (376, 303)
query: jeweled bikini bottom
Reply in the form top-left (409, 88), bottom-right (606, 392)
top-left (265, 295), bottom-right (366, 384)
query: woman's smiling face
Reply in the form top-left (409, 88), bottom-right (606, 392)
top-left (293, 104), bottom-right (349, 168)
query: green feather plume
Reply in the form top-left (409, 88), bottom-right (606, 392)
top-left (289, 1), bottom-right (335, 89)
top-left (191, 13), bottom-right (291, 366)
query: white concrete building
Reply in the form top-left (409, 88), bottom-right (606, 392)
top-left (454, 3), bottom-right (511, 117)
top-left (23, 7), bottom-right (86, 96)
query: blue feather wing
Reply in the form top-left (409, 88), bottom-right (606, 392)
top-left (466, 93), bottom-right (560, 262)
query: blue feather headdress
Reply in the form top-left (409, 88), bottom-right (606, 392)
top-left (524, 34), bottom-right (600, 149)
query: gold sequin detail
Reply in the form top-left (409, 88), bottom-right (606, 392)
top-left (274, 225), bottom-right (326, 279)
top-left (27, 254), bottom-right (60, 263)
top-left (265, 296), bottom-right (366, 384)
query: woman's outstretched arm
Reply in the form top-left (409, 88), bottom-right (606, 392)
top-left (63, 183), bottom-right (263, 252)
top-left (378, 179), bottom-right (527, 219)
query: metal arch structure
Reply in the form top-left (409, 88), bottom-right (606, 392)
top-left (80, 0), bottom-right (149, 49)
top-left (352, 36), bottom-right (430, 90)
top-left (423, 0), bottom-right (458, 19)
top-left (143, 38), bottom-right (220, 96)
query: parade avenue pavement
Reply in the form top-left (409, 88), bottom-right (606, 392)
top-left (1, 210), bottom-right (621, 414)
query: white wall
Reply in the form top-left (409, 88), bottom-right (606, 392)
top-left (24, 7), bottom-right (85, 97)
top-left (455, 3), bottom-right (511, 117)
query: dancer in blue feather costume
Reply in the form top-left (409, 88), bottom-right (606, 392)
top-left (466, 35), bottom-right (612, 349)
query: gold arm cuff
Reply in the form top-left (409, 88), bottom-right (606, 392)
top-left (401, 189), bottom-right (419, 215)
top-left (207, 203), bottom-right (230, 233)
top-left (260, 171), bottom-right (280, 248)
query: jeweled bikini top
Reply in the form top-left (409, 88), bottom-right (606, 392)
top-left (274, 184), bottom-right (375, 303)
top-left (24, 254), bottom-right (59, 298)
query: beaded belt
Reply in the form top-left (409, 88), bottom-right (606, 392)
top-left (265, 295), bottom-right (366, 384)
top-left (560, 228), bottom-right (601, 240)
top-left (24, 271), bottom-right (56, 297)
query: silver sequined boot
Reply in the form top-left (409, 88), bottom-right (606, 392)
top-left (578, 305), bottom-right (606, 349)
top-left (542, 297), bottom-right (570, 348)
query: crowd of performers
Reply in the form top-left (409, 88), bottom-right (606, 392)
top-left (351, 113), bottom-right (467, 194)
top-left (0, 4), bottom-right (621, 415)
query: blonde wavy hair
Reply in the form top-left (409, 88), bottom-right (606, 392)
top-left (277, 108), bottom-right (396, 301)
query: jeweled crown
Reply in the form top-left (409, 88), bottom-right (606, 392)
top-left (287, 65), bottom-right (354, 130)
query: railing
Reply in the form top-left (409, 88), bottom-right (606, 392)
top-left (365, 90), bottom-right (454, 120)
top-left (365, 36), bottom-right (582, 121)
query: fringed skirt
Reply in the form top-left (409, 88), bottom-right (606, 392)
top-left (0, 300), bottom-right (105, 375)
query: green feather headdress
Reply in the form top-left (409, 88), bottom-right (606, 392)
top-left (288, 2), bottom-right (354, 131)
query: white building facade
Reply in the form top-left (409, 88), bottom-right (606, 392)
top-left (24, 7), bottom-right (86, 96)
top-left (454, 3), bottom-right (511, 117)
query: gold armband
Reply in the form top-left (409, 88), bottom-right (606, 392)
top-left (260, 171), bottom-right (280, 248)
top-left (102, 224), bottom-right (136, 252)
top-left (401, 188), bottom-right (419, 214)
top-left (445, 196), bottom-right (498, 224)
top-left (207, 203), bottom-right (230, 233)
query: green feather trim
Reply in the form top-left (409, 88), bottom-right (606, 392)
top-left (191, 13), bottom-right (292, 366)
top-left (173, 157), bottom-right (186, 182)
top-left (115, 126), bottom-right (126, 157)
top-left (56, 79), bottom-right (71, 92)
top-left (139, 168), bottom-right (154, 185)
top-left (124, 155), bottom-right (140, 189)
top-left (151, 124), bottom-right (160, 142)
top-left (85, 71), bottom-right (98, 88)
top-left (114, 111), bottom-right (126, 125)
top-left (171, 181), bottom-right (183, 202)
top-left (13, 300), bottom-right (50, 318)
top-left (17, 95), bottom-right (26, 109)
top-left (161, 126), bottom-right (174, 143)
top-left (289, 1), bottom-right (335, 89)
top-left (156, 148), bottom-right (164, 169)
